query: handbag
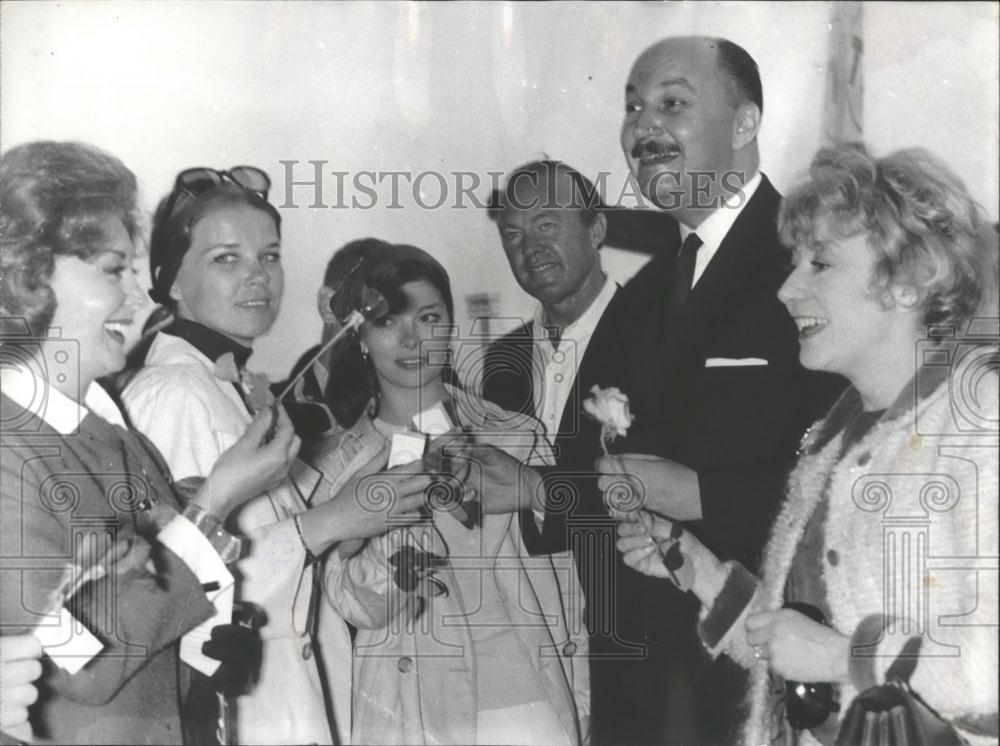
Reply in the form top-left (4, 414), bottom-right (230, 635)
top-left (834, 630), bottom-right (967, 746)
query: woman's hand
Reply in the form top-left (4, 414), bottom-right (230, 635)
top-left (617, 511), bottom-right (728, 606)
top-left (197, 405), bottom-right (301, 519)
top-left (745, 609), bottom-right (850, 683)
top-left (303, 442), bottom-right (430, 557)
top-left (616, 511), bottom-right (676, 579)
top-left (1, 634), bottom-right (43, 741)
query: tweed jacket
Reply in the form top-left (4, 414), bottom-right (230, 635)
top-left (314, 385), bottom-right (589, 745)
top-left (123, 332), bottom-right (353, 745)
top-left (0, 390), bottom-right (215, 744)
top-left (700, 364), bottom-right (999, 745)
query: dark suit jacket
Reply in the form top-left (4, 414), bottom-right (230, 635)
top-left (484, 176), bottom-right (844, 745)
top-left (612, 176), bottom-right (842, 568)
top-left (485, 287), bottom-right (701, 745)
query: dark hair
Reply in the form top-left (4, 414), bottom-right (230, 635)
top-left (780, 142), bottom-right (999, 329)
top-left (491, 160), bottom-right (606, 229)
top-left (0, 141), bottom-right (141, 337)
top-left (715, 38), bottom-right (763, 114)
top-left (324, 240), bottom-right (456, 427)
top-left (323, 237), bottom-right (390, 290)
top-left (149, 181), bottom-right (282, 309)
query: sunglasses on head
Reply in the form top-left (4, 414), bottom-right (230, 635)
top-left (175, 166), bottom-right (270, 198)
top-left (783, 602), bottom-right (841, 730)
top-left (163, 166), bottom-right (271, 223)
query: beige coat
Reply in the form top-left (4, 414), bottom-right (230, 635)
top-left (314, 387), bottom-right (589, 745)
top-left (124, 333), bottom-right (353, 745)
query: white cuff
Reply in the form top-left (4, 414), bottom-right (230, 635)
top-left (158, 515), bottom-right (234, 594)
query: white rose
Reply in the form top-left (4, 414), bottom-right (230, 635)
top-left (583, 385), bottom-right (634, 439)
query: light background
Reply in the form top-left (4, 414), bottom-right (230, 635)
top-left (2, 1), bottom-right (997, 377)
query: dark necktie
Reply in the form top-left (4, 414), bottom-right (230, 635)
top-left (669, 232), bottom-right (702, 316)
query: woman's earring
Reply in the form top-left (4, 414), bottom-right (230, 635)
top-left (360, 344), bottom-right (369, 364)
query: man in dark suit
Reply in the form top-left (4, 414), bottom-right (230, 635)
top-left (483, 160), bottom-right (635, 744)
top-left (485, 159), bottom-right (714, 745)
top-left (587, 36), bottom-right (844, 744)
top-left (484, 160), bottom-right (614, 428)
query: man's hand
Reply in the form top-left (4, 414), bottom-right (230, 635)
top-left (745, 609), bottom-right (850, 683)
top-left (596, 453), bottom-right (702, 521)
top-left (428, 434), bottom-right (542, 515)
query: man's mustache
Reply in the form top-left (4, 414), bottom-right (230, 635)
top-left (631, 140), bottom-right (682, 160)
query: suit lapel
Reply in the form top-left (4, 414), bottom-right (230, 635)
top-left (552, 287), bottom-right (623, 459)
top-left (666, 176), bottom-right (782, 356)
top-left (487, 321), bottom-right (535, 417)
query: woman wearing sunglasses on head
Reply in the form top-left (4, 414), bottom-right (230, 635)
top-left (0, 142), bottom-right (299, 744)
top-left (609, 144), bottom-right (998, 745)
top-left (120, 167), bottom-right (426, 744)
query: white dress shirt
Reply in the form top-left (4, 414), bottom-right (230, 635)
top-left (680, 170), bottom-right (762, 287)
top-left (531, 276), bottom-right (618, 443)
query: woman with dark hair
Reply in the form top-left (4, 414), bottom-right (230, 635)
top-left (0, 142), bottom-right (298, 744)
top-left (121, 170), bottom-right (425, 744)
top-left (313, 240), bottom-right (589, 745)
top-left (609, 143), bottom-right (998, 745)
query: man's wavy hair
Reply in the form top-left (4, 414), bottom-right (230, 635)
top-left (1, 141), bottom-right (141, 337)
top-left (780, 143), bottom-right (999, 330)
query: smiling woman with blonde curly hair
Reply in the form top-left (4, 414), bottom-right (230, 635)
top-left (612, 142), bottom-right (998, 746)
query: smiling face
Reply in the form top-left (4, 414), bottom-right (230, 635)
top-left (43, 216), bottom-right (144, 395)
top-left (170, 204), bottom-right (283, 346)
top-left (360, 279), bottom-right (452, 396)
top-left (497, 170), bottom-right (605, 308)
top-left (778, 225), bottom-right (921, 391)
top-left (621, 38), bottom-right (752, 225)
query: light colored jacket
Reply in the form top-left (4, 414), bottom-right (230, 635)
top-left (123, 332), bottom-right (352, 745)
top-left (313, 386), bottom-right (589, 745)
top-left (701, 365), bottom-right (999, 745)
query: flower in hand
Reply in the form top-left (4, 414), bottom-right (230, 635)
top-left (586, 386), bottom-right (689, 588)
top-left (616, 512), bottom-right (694, 591)
top-left (583, 385), bottom-right (634, 455)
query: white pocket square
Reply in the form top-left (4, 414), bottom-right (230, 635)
top-left (705, 357), bottom-right (768, 367)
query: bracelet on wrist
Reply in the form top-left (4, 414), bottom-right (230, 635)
top-left (181, 502), bottom-right (243, 564)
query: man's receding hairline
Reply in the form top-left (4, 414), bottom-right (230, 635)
top-left (628, 37), bottom-right (758, 114)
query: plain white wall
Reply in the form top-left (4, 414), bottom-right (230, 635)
top-left (3, 1), bottom-right (997, 377)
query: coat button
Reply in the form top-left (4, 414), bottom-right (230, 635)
top-left (562, 641), bottom-right (577, 657)
top-left (302, 642), bottom-right (312, 659)
top-left (826, 549), bottom-right (839, 567)
top-left (397, 656), bottom-right (413, 673)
